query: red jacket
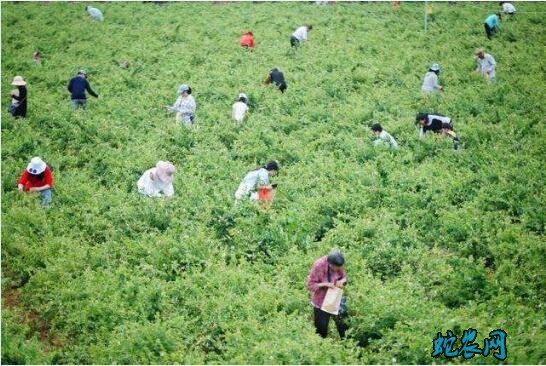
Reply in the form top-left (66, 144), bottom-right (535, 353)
top-left (240, 33), bottom-right (255, 48)
top-left (307, 256), bottom-right (347, 308)
top-left (18, 167), bottom-right (54, 191)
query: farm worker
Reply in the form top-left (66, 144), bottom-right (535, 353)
top-left (86, 6), bottom-right (104, 21)
top-left (421, 63), bottom-right (443, 93)
top-left (290, 24), bottom-right (312, 47)
top-left (68, 70), bottom-right (98, 109)
top-left (17, 157), bottom-right (54, 207)
top-left (500, 2), bottom-right (516, 15)
top-left (371, 123), bottom-right (398, 149)
top-left (307, 250), bottom-right (348, 338)
top-left (415, 112), bottom-right (461, 150)
top-left (264, 68), bottom-right (287, 93)
top-left (232, 93), bottom-right (249, 122)
top-left (475, 48), bottom-right (496, 83)
top-left (484, 13), bottom-right (501, 39)
top-left (240, 31), bottom-right (255, 48)
top-left (167, 84), bottom-right (196, 125)
top-left (235, 160), bottom-right (279, 201)
top-left (8, 76), bottom-right (28, 118)
top-left (137, 161), bottom-right (176, 198)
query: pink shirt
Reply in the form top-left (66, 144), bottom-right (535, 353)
top-left (307, 256), bottom-right (347, 308)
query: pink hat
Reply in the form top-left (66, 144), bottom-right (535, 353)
top-left (11, 76), bottom-right (26, 86)
top-left (155, 161), bottom-right (176, 184)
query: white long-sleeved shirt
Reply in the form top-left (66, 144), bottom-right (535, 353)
top-left (137, 168), bottom-right (174, 197)
top-left (373, 130), bottom-right (399, 149)
top-left (170, 95), bottom-right (196, 122)
top-left (235, 168), bottom-right (269, 200)
top-left (476, 53), bottom-right (496, 79)
top-left (292, 26), bottom-right (308, 41)
top-left (87, 7), bottom-right (104, 21)
top-left (502, 3), bottom-right (516, 14)
top-left (232, 101), bottom-right (248, 122)
top-left (421, 72), bottom-right (441, 93)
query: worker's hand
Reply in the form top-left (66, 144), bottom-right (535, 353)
top-left (335, 280), bottom-right (346, 288)
top-left (319, 282), bottom-right (334, 288)
top-left (17, 184), bottom-right (24, 192)
top-left (28, 187), bottom-right (37, 192)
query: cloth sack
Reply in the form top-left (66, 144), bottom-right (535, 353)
top-left (321, 287), bottom-right (343, 315)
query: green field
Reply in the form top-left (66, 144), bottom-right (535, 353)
top-left (1, 1), bottom-right (545, 364)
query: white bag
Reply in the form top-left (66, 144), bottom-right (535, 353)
top-left (321, 287), bottom-right (343, 315)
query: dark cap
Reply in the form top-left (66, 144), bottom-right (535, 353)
top-left (327, 250), bottom-right (345, 266)
top-left (264, 160), bottom-right (279, 171)
top-left (371, 123), bottom-right (382, 132)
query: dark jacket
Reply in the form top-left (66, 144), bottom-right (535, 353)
top-left (68, 76), bottom-right (98, 100)
top-left (269, 69), bottom-right (287, 93)
top-left (11, 86), bottom-right (27, 118)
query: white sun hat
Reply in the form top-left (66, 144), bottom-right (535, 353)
top-left (11, 76), bottom-right (27, 86)
top-left (26, 157), bottom-right (47, 175)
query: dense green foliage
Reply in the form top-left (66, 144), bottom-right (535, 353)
top-left (2, 1), bottom-right (545, 364)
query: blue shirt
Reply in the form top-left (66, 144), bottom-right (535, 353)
top-left (485, 14), bottom-right (499, 28)
top-left (68, 76), bottom-right (98, 100)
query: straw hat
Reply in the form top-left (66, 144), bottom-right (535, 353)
top-left (26, 157), bottom-right (47, 175)
top-left (11, 76), bottom-right (26, 86)
top-left (474, 48), bottom-right (485, 55)
top-left (155, 161), bottom-right (176, 184)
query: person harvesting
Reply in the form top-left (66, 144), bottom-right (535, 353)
top-left (484, 12), bottom-right (502, 39)
top-left (235, 160), bottom-right (279, 201)
top-left (240, 31), bottom-right (255, 48)
top-left (264, 68), bottom-right (287, 93)
top-left (232, 93), bottom-right (249, 122)
top-left (137, 161), bottom-right (176, 198)
top-left (421, 63), bottom-right (443, 93)
top-left (67, 70), bottom-right (98, 109)
top-left (167, 84), bottom-right (196, 125)
top-left (291, 24), bottom-right (312, 47)
top-left (415, 112), bottom-right (461, 150)
top-left (17, 157), bottom-right (54, 207)
top-left (307, 250), bottom-right (348, 338)
top-left (8, 76), bottom-right (27, 118)
top-left (475, 48), bottom-right (496, 83)
top-left (371, 123), bottom-right (398, 149)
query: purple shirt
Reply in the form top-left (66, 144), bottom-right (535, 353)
top-left (307, 256), bottom-right (347, 308)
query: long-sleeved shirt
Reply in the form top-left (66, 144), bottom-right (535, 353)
top-left (502, 3), bottom-right (516, 14)
top-left (68, 76), bottom-right (98, 100)
top-left (232, 101), bottom-right (248, 122)
top-left (419, 114), bottom-right (452, 138)
top-left (373, 130), bottom-right (399, 149)
top-left (170, 95), bottom-right (196, 121)
top-left (421, 72), bottom-right (441, 93)
top-left (11, 86), bottom-right (27, 117)
top-left (18, 167), bottom-right (54, 191)
top-left (87, 7), bottom-right (104, 21)
top-left (137, 168), bottom-right (174, 197)
top-left (235, 167), bottom-right (269, 200)
top-left (240, 34), bottom-right (255, 48)
top-left (476, 53), bottom-right (496, 79)
top-left (292, 26), bottom-right (308, 41)
top-left (270, 70), bottom-right (285, 86)
top-left (485, 14), bottom-right (500, 29)
top-left (307, 256), bottom-right (347, 309)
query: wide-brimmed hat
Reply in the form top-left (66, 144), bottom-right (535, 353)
top-left (27, 157), bottom-right (47, 175)
top-left (155, 161), bottom-right (176, 184)
top-left (430, 63), bottom-right (441, 72)
top-left (177, 84), bottom-right (190, 94)
top-left (11, 76), bottom-right (26, 86)
top-left (78, 69), bottom-right (87, 76)
top-left (474, 48), bottom-right (485, 55)
top-left (239, 93), bottom-right (248, 100)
